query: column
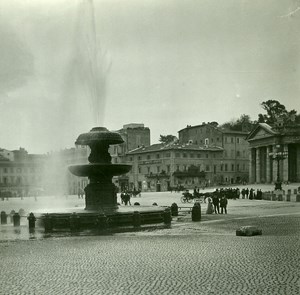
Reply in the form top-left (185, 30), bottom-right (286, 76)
top-left (266, 146), bottom-right (271, 183)
top-left (249, 148), bottom-right (256, 184)
top-left (272, 145), bottom-right (277, 183)
top-left (282, 144), bottom-right (289, 182)
top-left (255, 147), bottom-right (260, 183)
top-left (297, 145), bottom-right (300, 182)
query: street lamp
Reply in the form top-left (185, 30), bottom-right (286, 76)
top-left (269, 145), bottom-right (288, 191)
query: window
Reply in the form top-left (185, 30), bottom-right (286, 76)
top-left (236, 164), bottom-right (240, 171)
top-left (130, 157), bottom-right (133, 161)
top-left (167, 165), bottom-right (170, 173)
top-left (231, 137), bottom-right (234, 143)
top-left (147, 155), bottom-right (151, 160)
top-left (217, 137), bottom-right (220, 142)
top-left (211, 138), bottom-right (214, 143)
top-left (225, 164), bottom-right (228, 171)
top-left (220, 164), bottom-right (223, 171)
top-left (190, 153), bottom-right (194, 158)
top-left (206, 154), bottom-right (209, 158)
top-left (165, 152), bottom-right (171, 157)
top-left (175, 153), bottom-right (180, 158)
top-left (138, 167), bottom-right (141, 173)
top-left (176, 165), bottom-right (180, 171)
top-left (243, 164), bottom-right (245, 171)
top-left (205, 165), bottom-right (210, 171)
top-left (236, 151), bottom-right (240, 157)
top-left (156, 154), bottom-right (160, 159)
top-left (147, 182), bottom-right (151, 189)
top-left (231, 164), bottom-right (234, 171)
top-left (147, 167), bottom-right (150, 174)
top-left (157, 166), bottom-right (160, 173)
top-left (205, 138), bottom-right (209, 145)
top-left (138, 156), bottom-right (141, 160)
top-left (213, 165), bottom-right (217, 174)
top-left (4, 168), bottom-right (7, 173)
top-left (183, 153), bottom-right (187, 158)
top-left (197, 154), bottom-right (201, 158)
top-left (237, 138), bottom-right (240, 144)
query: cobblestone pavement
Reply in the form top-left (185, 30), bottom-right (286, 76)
top-left (1, 188), bottom-right (300, 294)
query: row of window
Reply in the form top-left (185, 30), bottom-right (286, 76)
top-left (129, 149), bottom-right (248, 162)
top-left (0, 167), bottom-right (37, 174)
top-left (131, 152), bottom-right (220, 162)
top-left (134, 163), bottom-right (247, 174)
top-left (0, 175), bottom-right (41, 185)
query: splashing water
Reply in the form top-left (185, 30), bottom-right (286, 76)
top-left (72, 0), bottom-right (110, 126)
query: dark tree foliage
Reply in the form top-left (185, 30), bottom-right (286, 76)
top-left (159, 135), bottom-right (178, 144)
top-left (258, 99), bottom-right (300, 125)
top-left (221, 114), bottom-right (255, 132)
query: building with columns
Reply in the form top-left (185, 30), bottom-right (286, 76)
top-left (246, 123), bottom-right (300, 184)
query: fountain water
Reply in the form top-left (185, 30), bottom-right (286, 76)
top-left (36, 1), bottom-right (169, 232)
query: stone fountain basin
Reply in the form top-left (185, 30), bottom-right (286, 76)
top-left (68, 163), bottom-right (131, 177)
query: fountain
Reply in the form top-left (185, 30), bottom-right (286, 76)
top-left (36, 1), bottom-right (170, 232)
top-left (68, 126), bottom-right (131, 211)
top-left (37, 127), bottom-right (170, 232)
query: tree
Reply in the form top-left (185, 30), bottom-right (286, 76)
top-left (258, 100), bottom-right (288, 125)
top-left (257, 99), bottom-right (300, 125)
top-left (159, 135), bottom-right (178, 144)
top-left (221, 114), bottom-right (255, 132)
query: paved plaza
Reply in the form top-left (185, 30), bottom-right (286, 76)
top-left (1, 185), bottom-right (300, 294)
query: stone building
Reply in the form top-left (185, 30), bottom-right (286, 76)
top-left (0, 148), bottom-right (46, 198)
top-left (0, 146), bottom-right (90, 198)
top-left (246, 122), bottom-right (300, 184)
top-left (110, 123), bottom-right (151, 189)
top-left (178, 123), bottom-right (250, 184)
top-left (125, 142), bottom-right (224, 192)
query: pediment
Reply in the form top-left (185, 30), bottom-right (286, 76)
top-left (246, 123), bottom-right (277, 141)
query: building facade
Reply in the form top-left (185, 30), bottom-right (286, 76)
top-left (246, 123), bottom-right (300, 184)
top-left (0, 146), bottom-right (89, 198)
top-left (178, 123), bottom-right (250, 185)
top-left (110, 123), bottom-right (151, 189)
top-left (125, 142), bottom-right (224, 192)
top-left (0, 148), bottom-right (46, 198)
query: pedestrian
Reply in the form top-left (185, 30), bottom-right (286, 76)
top-left (212, 194), bottom-right (220, 214)
top-left (241, 189), bottom-right (245, 199)
top-left (206, 197), bottom-right (214, 214)
top-left (220, 196), bottom-right (228, 214)
top-left (249, 188), bottom-right (254, 200)
top-left (120, 193), bottom-right (125, 204)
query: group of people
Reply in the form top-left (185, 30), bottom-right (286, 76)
top-left (212, 187), bottom-right (263, 200)
top-left (120, 192), bottom-right (132, 206)
top-left (206, 194), bottom-right (228, 214)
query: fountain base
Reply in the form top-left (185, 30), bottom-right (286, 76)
top-left (84, 182), bottom-right (118, 211)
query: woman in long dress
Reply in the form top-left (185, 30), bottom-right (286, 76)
top-left (206, 197), bottom-right (214, 214)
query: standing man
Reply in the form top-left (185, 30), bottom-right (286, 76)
top-left (220, 196), bottom-right (228, 214)
top-left (212, 194), bottom-right (220, 214)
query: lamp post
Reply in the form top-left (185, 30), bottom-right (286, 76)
top-left (269, 145), bottom-right (288, 191)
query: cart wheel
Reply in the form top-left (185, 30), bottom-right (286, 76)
top-left (181, 196), bottom-right (186, 203)
top-left (187, 198), bottom-right (193, 203)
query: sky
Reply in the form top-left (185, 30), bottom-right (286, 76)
top-left (0, 0), bottom-right (300, 154)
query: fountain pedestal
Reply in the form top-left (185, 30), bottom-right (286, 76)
top-left (84, 178), bottom-right (117, 210)
top-left (68, 127), bottom-right (131, 212)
